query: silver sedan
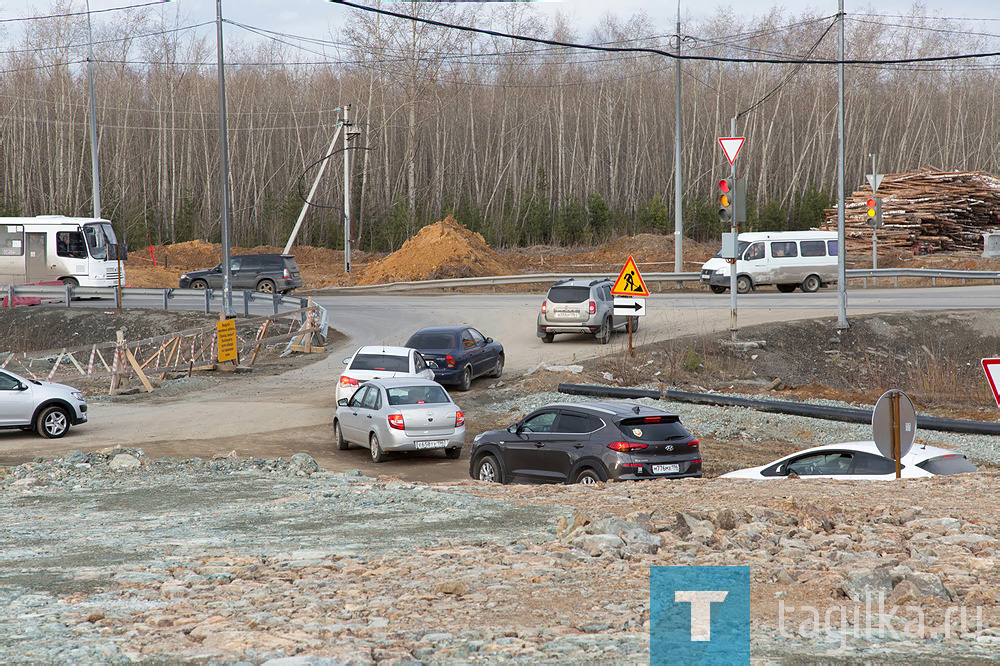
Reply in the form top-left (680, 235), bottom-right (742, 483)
top-left (333, 377), bottom-right (465, 463)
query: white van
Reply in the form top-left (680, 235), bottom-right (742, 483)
top-left (700, 231), bottom-right (838, 294)
top-left (0, 216), bottom-right (125, 287)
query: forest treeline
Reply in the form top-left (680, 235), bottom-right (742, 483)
top-left (0, 2), bottom-right (997, 252)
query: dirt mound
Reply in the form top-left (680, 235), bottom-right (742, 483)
top-left (357, 216), bottom-right (510, 284)
top-left (124, 241), bottom-right (377, 290)
top-left (574, 234), bottom-right (716, 269)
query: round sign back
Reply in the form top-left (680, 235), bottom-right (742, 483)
top-left (872, 390), bottom-right (917, 461)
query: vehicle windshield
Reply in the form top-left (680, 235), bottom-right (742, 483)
top-left (387, 385), bottom-right (450, 405)
top-left (617, 416), bottom-right (690, 441)
top-left (713, 241), bottom-right (750, 259)
top-left (547, 286), bottom-right (591, 303)
top-left (83, 222), bottom-right (118, 260)
top-left (406, 333), bottom-right (456, 350)
top-left (350, 353), bottom-right (410, 372)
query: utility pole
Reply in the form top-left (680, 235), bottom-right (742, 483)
top-left (85, 0), bottom-right (101, 219)
top-left (836, 0), bottom-right (848, 329)
top-left (343, 105), bottom-right (353, 273)
top-left (673, 1), bottom-right (683, 286)
top-left (216, 0), bottom-right (234, 315)
top-left (283, 118), bottom-right (343, 255)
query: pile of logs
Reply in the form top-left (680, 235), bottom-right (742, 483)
top-left (822, 169), bottom-right (1000, 252)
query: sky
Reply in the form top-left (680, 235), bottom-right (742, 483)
top-left (1, 0), bottom-right (998, 47)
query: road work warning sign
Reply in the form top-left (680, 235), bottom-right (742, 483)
top-left (611, 255), bottom-right (650, 297)
top-left (217, 318), bottom-right (238, 363)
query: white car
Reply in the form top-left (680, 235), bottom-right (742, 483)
top-left (0, 368), bottom-right (88, 438)
top-left (720, 441), bottom-right (976, 480)
top-left (336, 346), bottom-right (435, 404)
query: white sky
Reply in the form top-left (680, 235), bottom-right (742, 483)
top-left (1, 1), bottom-right (998, 46)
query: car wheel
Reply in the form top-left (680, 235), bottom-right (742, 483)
top-left (736, 275), bottom-right (753, 294)
top-left (776, 284), bottom-right (797, 293)
top-left (490, 355), bottom-right (504, 378)
top-left (444, 447), bottom-right (462, 459)
top-left (334, 420), bottom-right (349, 451)
top-left (801, 274), bottom-right (821, 293)
top-left (709, 285), bottom-right (727, 294)
top-left (61, 277), bottom-right (79, 287)
top-left (598, 318), bottom-right (612, 344)
top-left (370, 433), bottom-right (387, 463)
top-left (257, 279), bottom-right (276, 294)
top-left (541, 332), bottom-right (554, 344)
top-left (475, 454), bottom-right (502, 483)
top-left (190, 279), bottom-right (208, 290)
top-left (457, 366), bottom-right (472, 392)
top-left (36, 405), bottom-right (70, 439)
top-left (574, 468), bottom-right (602, 485)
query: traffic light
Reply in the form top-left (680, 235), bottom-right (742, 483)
top-left (718, 179), bottom-right (733, 223)
top-left (866, 197), bottom-right (883, 228)
top-left (867, 198), bottom-right (877, 218)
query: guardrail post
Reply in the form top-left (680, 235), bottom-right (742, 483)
top-left (863, 278), bottom-right (867, 289)
top-left (932, 277), bottom-right (936, 287)
top-left (894, 277), bottom-right (898, 288)
top-left (205, 289), bottom-right (212, 314)
top-left (115, 283), bottom-right (122, 309)
top-left (243, 290), bottom-right (251, 317)
top-left (272, 293), bottom-right (280, 315)
top-left (162, 289), bottom-right (170, 310)
top-left (65, 284), bottom-right (72, 307)
top-left (6, 284), bottom-right (13, 307)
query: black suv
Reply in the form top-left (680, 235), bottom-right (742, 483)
top-left (469, 402), bottom-right (702, 484)
top-left (179, 254), bottom-right (303, 294)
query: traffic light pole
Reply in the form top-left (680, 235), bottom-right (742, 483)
top-left (871, 153), bottom-right (878, 286)
top-left (729, 116), bottom-right (738, 342)
top-left (836, 0), bottom-right (848, 329)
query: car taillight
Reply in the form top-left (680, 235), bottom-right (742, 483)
top-left (541, 300), bottom-right (547, 314)
top-left (340, 376), bottom-right (359, 387)
top-left (445, 354), bottom-right (456, 368)
top-left (388, 413), bottom-right (405, 430)
top-left (689, 438), bottom-right (699, 448)
top-left (283, 268), bottom-right (291, 279)
top-left (692, 458), bottom-right (703, 464)
top-left (588, 300), bottom-right (597, 315)
top-left (455, 411), bottom-right (465, 427)
top-left (621, 462), bottom-right (643, 468)
top-left (608, 441), bottom-right (648, 452)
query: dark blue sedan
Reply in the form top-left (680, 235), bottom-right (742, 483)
top-left (404, 326), bottom-right (504, 391)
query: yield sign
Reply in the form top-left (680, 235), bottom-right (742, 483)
top-left (611, 256), bottom-right (650, 297)
top-left (718, 137), bottom-right (746, 165)
top-left (981, 358), bottom-right (1000, 408)
top-left (866, 173), bottom-right (884, 193)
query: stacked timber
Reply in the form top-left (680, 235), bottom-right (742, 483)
top-left (822, 169), bottom-right (1000, 252)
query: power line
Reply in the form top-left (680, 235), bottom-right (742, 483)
top-left (327, 0), bottom-right (1000, 65)
top-left (0, 0), bottom-right (171, 24)
top-left (0, 21), bottom-right (213, 57)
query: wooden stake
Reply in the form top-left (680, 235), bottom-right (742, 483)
top-left (125, 349), bottom-right (154, 393)
top-left (249, 320), bottom-right (270, 366)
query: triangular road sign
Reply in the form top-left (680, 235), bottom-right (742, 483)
top-left (981, 358), bottom-right (1000, 408)
top-left (718, 137), bottom-right (746, 165)
top-left (866, 173), bottom-right (884, 193)
top-left (611, 256), bottom-right (650, 297)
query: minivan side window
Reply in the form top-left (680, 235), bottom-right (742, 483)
top-left (800, 240), bottom-right (826, 257)
top-left (827, 240), bottom-right (839, 256)
top-left (745, 243), bottom-right (765, 261)
top-left (770, 242), bottom-right (798, 258)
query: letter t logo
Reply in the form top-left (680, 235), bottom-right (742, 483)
top-left (674, 591), bottom-right (729, 641)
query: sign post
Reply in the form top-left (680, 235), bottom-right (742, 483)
top-left (872, 389), bottom-right (916, 479)
top-left (611, 256), bottom-right (650, 358)
top-left (866, 154), bottom-right (884, 285)
top-left (719, 133), bottom-right (746, 341)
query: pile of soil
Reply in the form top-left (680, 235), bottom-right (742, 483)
top-left (124, 241), bottom-right (376, 290)
top-left (357, 216), bottom-right (511, 284)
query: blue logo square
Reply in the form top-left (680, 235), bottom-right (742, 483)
top-left (650, 566), bottom-right (752, 665)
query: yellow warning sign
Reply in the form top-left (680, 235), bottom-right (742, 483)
top-left (216, 318), bottom-right (238, 363)
top-left (611, 255), bottom-right (650, 297)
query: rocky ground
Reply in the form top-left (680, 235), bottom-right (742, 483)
top-left (0, 449), bottom-right (997, 664)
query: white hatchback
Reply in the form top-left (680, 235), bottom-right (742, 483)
top-left (336, 346), bottom-right (435, 404)
top-left (720, 441), bottom-right (976, 480)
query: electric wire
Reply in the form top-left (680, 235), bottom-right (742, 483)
top-left (0, 0), bottom-right (171, 24)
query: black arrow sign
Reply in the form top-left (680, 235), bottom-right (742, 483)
top-left (615, 301), bottom-right (643, 312)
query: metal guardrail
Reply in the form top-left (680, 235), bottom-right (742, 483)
top-left (321, 268), bottom-right (1000, 293)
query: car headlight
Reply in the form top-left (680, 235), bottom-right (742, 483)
top-left (181, 273), bottom-right (188, 279)
top-left (473, 433), bottom-right (484, 443)
top-left (72, 391), bottom-right (85, 401)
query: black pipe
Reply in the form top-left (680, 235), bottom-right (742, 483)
top-left (557, 383), bottom-right (1000, 436)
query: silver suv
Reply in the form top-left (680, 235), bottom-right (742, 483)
top-left (0, 369), bottom-right (88, 438)
top-left (536, 278), bottom-right (637, 344)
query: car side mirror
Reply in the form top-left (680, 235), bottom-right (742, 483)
top-left (507, 423), bottom-right (520, 434)
top-left (486, 337), bottom-right (493, 344)
top-left (17, 383), bottom-right (28, 391)
top-left (342, 358), bottom-right (351, 364)
top-left (337, 398), bottom-right (348, 407)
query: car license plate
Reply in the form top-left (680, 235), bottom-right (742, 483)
top-left (415, 440), bottom-right (447, 450)
top-left (652, 464), bottom-right (680, 474)
top-left (555, 311), bottom-right (576, 318)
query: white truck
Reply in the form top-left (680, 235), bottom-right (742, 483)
top-left (701, 230), bottom-right (838, 294)
top-left (0, 215), bottom-right (126, 287)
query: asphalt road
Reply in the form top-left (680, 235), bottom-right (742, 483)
top-left (5, 284), bottom-right (997, 479)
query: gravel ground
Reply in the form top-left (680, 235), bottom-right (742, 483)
top-left (486, 389), bottom-right (1000, 466)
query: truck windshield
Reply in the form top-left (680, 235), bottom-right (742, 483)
top-left (83, 222), bottom-right (118, 260)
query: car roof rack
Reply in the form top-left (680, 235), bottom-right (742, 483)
top-left (588, 278), bottom-right (609, 287)
top-left (553, 278), bottom-right (573, 286)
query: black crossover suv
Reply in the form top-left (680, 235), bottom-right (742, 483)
top-left (469, 402), bottom-right (702, 484)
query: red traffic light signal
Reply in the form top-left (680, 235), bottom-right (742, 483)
top-left (718, 179), bottom-right (731, 193)
top-left (866, 198), bottom-right (876, 217)
top-left (718, 179), bottom-right (733, 222)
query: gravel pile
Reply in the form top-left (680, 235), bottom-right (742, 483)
top-left (486, 389), bottom-right (1000, 465)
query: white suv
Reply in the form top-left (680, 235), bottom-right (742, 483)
top-left (536, 278), bottom-right (636, 344)
top-left (0, 369), bottom-right (88, 438)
